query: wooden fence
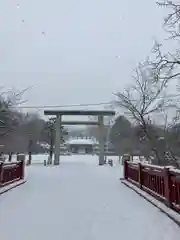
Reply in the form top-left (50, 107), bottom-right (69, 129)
top-left (0, 161), bottom-right (25, 187)
top-left (124, 160), bottom-right (180, 213)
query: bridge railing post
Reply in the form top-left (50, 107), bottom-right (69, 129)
top-left (138, 163), bottom-right (143, 189)
top-left (164, 167), bottom-right (172, 208)
top-left (19, 160), bottom-right (25, 180)
top-left (123, 160), bottom-right (128, 180)
top-left (17, 154), bottom-right (25, 180)
top-left (122, 154), bottom-right (131, 180)
top-left (0, 162), bottom-right (3, 186)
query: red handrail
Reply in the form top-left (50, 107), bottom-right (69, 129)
top-left (124, 161), bottom-right (180, 213)
top-left (0, 160), bottom-right (25, 187)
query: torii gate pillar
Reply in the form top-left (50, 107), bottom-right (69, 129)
top-left (54, 114), bottom-right (61, 165)
top-left (98, 115), bottom-right (105, 165)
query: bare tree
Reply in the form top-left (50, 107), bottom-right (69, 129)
top-left (0, 87), bottom-right (33, 153)
top-left (114, 61), bottom-right (171, 164)
top-left (160, 110), bottom-right (180, 167)
top-left (0, 88), bottom-right (29, 138)
top-left (112, 1), bottom-right (180, 166)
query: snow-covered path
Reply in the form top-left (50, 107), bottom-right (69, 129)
top-left (0, 156), bottom-right (180, 240)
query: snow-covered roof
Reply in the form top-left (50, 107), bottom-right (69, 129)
top-left (66, 139), bottom-right (95, 145)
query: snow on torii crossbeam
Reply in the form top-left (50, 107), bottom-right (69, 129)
top-left (44, 110), bottom-right (115, 165)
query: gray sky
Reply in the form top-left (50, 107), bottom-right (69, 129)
top-left (0, 0), bottom-right (167, 119)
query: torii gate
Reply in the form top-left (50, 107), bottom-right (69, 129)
top-left (44, 110), bottom-right (115, 165)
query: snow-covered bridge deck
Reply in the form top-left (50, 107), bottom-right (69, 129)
top-left (0, 156), bottom-right (180, 240)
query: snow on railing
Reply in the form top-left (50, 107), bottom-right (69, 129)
top-left (123, 160), bottom-right (180, 213)
top-left (0, 157), bottom-right (25, 187)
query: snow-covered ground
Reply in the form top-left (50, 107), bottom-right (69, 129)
top-left (0, 155), bottom-right (180, 240)
top-left (3, 153), bottom-right (148, 165)
top-left (5, 153), bottom-right (119, 163)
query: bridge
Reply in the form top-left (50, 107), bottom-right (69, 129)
top-left (0, 154), bottom-right (180, 240)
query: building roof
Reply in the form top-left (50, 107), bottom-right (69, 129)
top-left (66, 139), bottom-right (95, 145)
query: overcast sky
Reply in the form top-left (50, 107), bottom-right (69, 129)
top-left (0, 0), bottom-right (168, 120)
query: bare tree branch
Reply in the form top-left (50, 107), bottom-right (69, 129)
top-left (151, 2), bottom-right (180, 81)
top-left (157, 1), bottom-right (180, 39)
top-left (150, 41), bottom-right (180, 82)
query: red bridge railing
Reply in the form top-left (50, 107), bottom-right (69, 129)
top-left (124, 160), bottom-right (180, 213)
top-left (0, 160), bottom-right (25, 187)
